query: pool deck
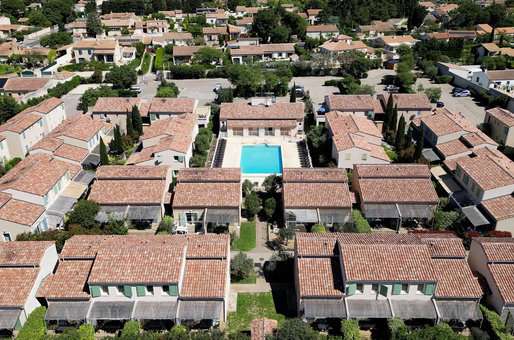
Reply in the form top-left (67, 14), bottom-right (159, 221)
top-left (221, 137), bottom-right (302, 170)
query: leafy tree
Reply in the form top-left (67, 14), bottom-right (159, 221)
top-left (40, 32), bottom-right (73, 49)
top-left (408, 5), bottom-right (427, 29)
top-left (131, 105), bottom-right (143, 136)
top-left (192, 47), bottom-right (223, 65)
top-left (84, 0), bottom-right (97, 13)
top-left (78, 86), bottom-right (118, 112)
top-left (230, 252), bottom-right (254, 281)
top-left (245, 191), bottom-right (261, 220)
top-left (410, 323), bottom-right (465, 340)
top-left (67, 200), bottom-right (100, 229)
top-left (252, 8), bottom-right (280, 43)
top-left (395, 116), bottom-right (406, 150)
top-left (272, 318), bottom-right (319, 340)
top-left (282, 11), bottom-right (307, 39)
top-left (77, 323), bottom-right (95, 340)
top-left (99, 138), bottom-right (109, 165)
top-left (270, 26), bottom-right (290, 43)
top-left (0, 0), bottom-right (24, 18)
top-left (488, 4), bottom-right (506, 42)
top-left (382, 94), bottom-right (394, 133)
top-left (3, 157), bottom-right (21, 173)
top-left (242, 179), bottom-right (254, 198)
top-left (262, 175), bottom-right (282, 195)
top-left (263, 197), bottom-right (276, 222)
top-left (16, 307), bottom-right (46, 340)
top-left (42, 0), bottom-right (75, 26)
top-left (105, 65), bottom-right (137, 89)
top-left (90, 69), bottom-right (103, 83)
top-left (290, 83), bottom-right (297, 103)
top-left (28, 10), bottom-right (52, 27)
top-left (341, 320), bottom-right (360, 340)
top-left (388, 318), bottom-right (409, 340)
top-left (0, 95), bottom-right (20, 123)
top-left (424, 88), bottom-right (441, 103)
top-left (157, 215), bottom-right (174, 234)
top-left (434, 209), bottom-right (462, 230)
top-left (104, 216), bottom-right (128, 235)
top-left (351, 210), bottom-right (371, 233)
top-left (169, 324), bottom-right (189, 339)
top-left (126, 108), bottom-right (135, 140)
top-left (86, 12), bottom-right (103, 36)
top-left (121, 320), bottom-right (140, 339)
top-left (215, 88), bottom-right (234, 104)
top-left (279, 226), bottom-right (294, 243)
top-left (311, 224), bottom-right (326, 233)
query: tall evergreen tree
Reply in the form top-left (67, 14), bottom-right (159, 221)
top-left (126, 114), bottom-right (136, 141)
top-left (290, 83), bottom-right (296, 103)
top-left (382, 94), bottom-right (394, 133)
top-left (99, 137), bottom-right (109, 165)
top-left (395, 115), bottom-right (406, 150)
top-left (414, 127), bottom-right (424, 161)
top-left (109, 125), bottom-right (124, 154)
top-left (131, 105), bottom-right (143, 136)
top-left (404, 126), bottom-right (413, 149)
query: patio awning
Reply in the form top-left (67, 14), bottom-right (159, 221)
top-left (303, 299), bottom-right (346, 319)
top-left (96, 206), bottom-right (128, 222)
top-left (422, 148), bottom-right (441, 162)
top-left (74, 170), bottom-right (96, 186)
top-left (362, 204), bottom-right (399, 219)
top-left (346, 299), bottom-right (392, 319)
top-left (0, 309), bottom-right (20, 330)
top-left (462, 206), bottom-right (490, 227)
top-left (82, 154), bottom-right (100, 167)
top-left (126, 206), bottom-right (162, 221)
top-left (132, 301), bottom-right (177, 320)
top-left (391, 299), bottom-right (437, 320)
top-left (177, 300), bottom-right (223, 321)
top-left (47, 196), bottom-right (77, 216)
top-left (286, 209), bottom-right (319, 223)
top-left (398, 204), bottom-right (435, 219)
top-left (205, 208), bottom-right (239, 225)
top-left (45, 301), bottom-right (91, 321)
top-left (88, 301), bottom-right (134, 320)
top-left (436, 300), bottom-right (482, 321)
top-left (61, 181), bottom-right (88, 200)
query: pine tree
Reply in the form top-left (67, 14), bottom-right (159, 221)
top-left (395, 116), bottom-right (406, 150)
top-left (131, 105), bottom-right (143, 136)
top-left (99, 137), bottom-right (109, 165)
top-left (126, 114), bottom-right (136, 141)
top-left (382, 94), bottom-right (394, 133)
top-left (109, 126), bottom-right (124, 154)
top-left (290, 83), bottom-right (297, 103)
top-left (414, 127), bottom-right (424, 161)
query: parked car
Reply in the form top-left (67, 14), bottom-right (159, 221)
top-left (213, 82), bottom-right (222, 93)
top-left (384, 85), bottom-right (400, 92)
top-left (436, 101), bottom-right (445, 107)
top-left (130, 85), bottom-right (141, 94)
top-left (453, 89), bottom-right (470, 97)
top-left (294, 85), bottom-right (305, 97)
top-left (452, 87), bottom-right (466, 94)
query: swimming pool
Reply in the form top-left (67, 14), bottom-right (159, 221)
top-left (240, 145), bottom-right (283, 174)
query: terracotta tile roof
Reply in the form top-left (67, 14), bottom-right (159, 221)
top-left (420, 108), bottom-right (478, 137)
top-left (92, 97), bottom-right (140, 113)
top-left (461, 131), bottom-right (497, 147)
top-left (172, 45), bottom-right (202, 57)
top-left (306, 24), bottom-right (338, 32)
top-left (320, 40), bottom-right (371, 53)
top-left (0, 112), bottom-right (42, 133)
top-left (0, 241), bottom-right (53, 266)
top-left (88, 244), bottom-right (185, 284)
top-left (418, 237), bottom-right (466, 258)
top-left (31, 136), bottom-right (64, 152)
top-left (3, 77), bottom-right (49, 92)
top-left (0, 154), bottom-right (80, 196)
top-left (89, 179), bottom-right (166, 205)
top-left (236, 17), bottom-right (253, 25)
top-left (180, 259), bottom-right (227, 298)
top-left (173, 182), bottom-right (241, 208)
top-left (59, 235), bottom-right (115, 259)
top-left (306, 8), bottom-right (322, 16)
top-left (486, 107), bottom-right (514, 127)
top-left (19, 97), bottom-right (63, 115)
top-left (357, 178), bottom-right (439, 204)
top-left (282, 168), bottom-right (347, 183)
top-left (38, 260), bottom-right (93, 300)
top-left (251, 318), bottom-right (278, 340)
top-left (379, 93), bottom-right (431, 111)
top-left (0, 198), bottom-right (45, 226)
top-left (380, 35), bottom-right (417, 45)
top-left (203, 26), bottom-right (227, 35)
top-left (229, 43), bottom-right (295, 56)
top-left (74, 39), bottom-right (117, 50)
top-left (297, 257), bottom-right (343, 297)
top-left (436, 139), bottom-right (472, 158)
top-left (432, 259), bottom-right (482, 298)
top-left (149, 98), bottom-right (196, 114)
top-left (481, 195), bottom-right (514, 221)
top-left (325, 95), bottom-right (382, 113)
top-left (177, 168), bottom-right (240, 183)
top-left (54, 144), bottom-right (89, 162)
top-left (283, 182), bottom-right (351, 208)
top-left (51, 115), bottom-right (106, 141)
top-left (220, 102), bottom-right (304, 120)
top-left (96, 165), bottom-right (169, 179)
top-left (141, 114), bottom-right (196, 141)
top-left (0, 268), bottom-right (38, 307)
top-left (477, 238), bottom-right (514, 262)
top-left (488, 264), bottom-right (514, 303)
top-left (486, 69), bottom-right (514, 81)
top-left (227, 119), bottom-right (297, 129)
top-left (354, 164), bottom-right (430, 179)
top-left (185, 234), bottom-right (229, 258)
top-left (341, 244), bottom-right (436, 282)
top-left (161, 32), bottom-right (193, 40)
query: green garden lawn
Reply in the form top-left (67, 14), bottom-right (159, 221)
top-left (232, 221), bottom-right (256, 251)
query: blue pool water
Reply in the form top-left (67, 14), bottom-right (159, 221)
top-left (241, 145), bottom-right (283, 174)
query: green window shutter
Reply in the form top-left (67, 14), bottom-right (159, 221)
top-left (379, 285), bottom-right (388, 297)
top-left (136, 286), bottom-right (146, 296)
top-left (392, 283), bottom-right (402, 295)
top-left (90, 285), bottom-right (101, 298)
top-left (346, 283), bottom-right (356, 296)
top-left (169, 284), bottom-right (178, 296)
top-left (424, 283), bottom-right (435, 296)
top-left (123, 285), bottom-right (132, 298)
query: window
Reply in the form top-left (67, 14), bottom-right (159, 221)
top-left (265, 127), bottom-right (274, 136)
top-left (356, 284), bottom-right (364, 294)
top-left (233, 128), bottom-right (243, 136)
top-left (371, 284), bottom-right (379, 294)
top-left (401, 284), bottom-right (409, 294)
top-left (3, 232), bottom-right (11, 242)
top-left (417, 284), bottom-right (425, 294)
top-left (116, 286), bottom-right (124, 295)
top-left (174, 155), bottom-right (184, 162)
top-left (146, 286), bottom-right (154, 296)
top-left (249, 128), bottom-right (259, 136)
top-left (101, 286), bottom-right (109, 296)
top-left (280, 128), bottom-right (289, 136)
top-left (163, 284), bottom-right (178, 296)
top-left (186, 212), bottom-right (198, 223)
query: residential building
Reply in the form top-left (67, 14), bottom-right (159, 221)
top-left (172, 168), bottom-right (241, 234)
top-left (146, 98), bottom-right (198, 122)
top-left (485, 107), bottom-right (514, 148)
top-left (135, 20), bottom-right (169, 35)
top-left (0, 97), bottom-right (66, 158)
top-left (476, 24), bottom-right (514, 39)
top-left (468, 237), bottom-right (514, 322)
top-left (219, 101), bottom-right (305, 138)
top-left (352, 164), bottom-right (439, 225)
top-left (0, 136), bottom-right (11, 164)
top-left (203, 27), bottom-right (229, 46)
top-left (325, 110), bottom-right (389, 168)
top-left (127, 114), bottom-right (198, 170)
top-left (172, 46), bottom-right (205, 64)
top-left (476, 43), bottom-right (514, 59)
top-left (357, 19), bottom-right (407, 39)
top-left (323, 95), bottom-right (384, 123)
top-left (295, 232), bottom-right (482, 323)
top-left (72, 39), bottom-right (134, 65)
top-left (378, 93), bottom-right (432, 124)
top-left (91, 97), bottom-right (142, 134)
top-left (229, 43), bottom-right (296, 64)
top-left (235, 6), bottom-right (261, 17)
top-left (88, 165), bottom-right (172, 226)
top-left (306, 9), bottom-right (322, 25)
top-left (37, 234), bottom-right (230, 328)
top-left (282, 168), bottom-right (352, 229)
top-left (319, 36), bottom-right (375, 61)
top-left (427, 30), bottom-right (476, 41)
top-left (65, 20), bottom-right (87, 37)
top-left (235, 17), bottom-right (253, 34)
top-left (3, 77), bottom-right (50, 102)
top-left (0, 241), bottom-right (58, 333)
top-left (305, 24), bottom-right (339, 39)
top-left (152, 32), bottom-right (193, 46)
top-left (0, 154), bottom-right (82, 238)
top-left (378, 35), bottom-right (418, 61)
top-left (206, 10), bottom-right (228, 26)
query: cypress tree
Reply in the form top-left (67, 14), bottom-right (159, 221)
top-left (395, 116), bottom-right (406, 150)
top-left (126, 114), bottom-right (136, 141)
top-left (110, 125), bottom-right (124, 154)
top-left (404, 126), bottom-right (413, 149)
top-left (382, 94), bottom-right (394, 133)
top-left (99, 137), bottom-right (109, 165)
top-left (290, 83), bottom-right (297, 103)
top-left (414, 127), bottom-right (424, 161)
top-left (131, 105), bottom-right (143, 136)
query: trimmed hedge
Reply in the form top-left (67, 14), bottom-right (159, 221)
top-left (168, 64), bottom-right (206, 79)
top-left (480, 305), bottom-right (514, 340)
top-left (17, 306), bottom-right (46, 340)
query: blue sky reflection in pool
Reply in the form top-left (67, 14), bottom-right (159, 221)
top-left (241, 145), bottom-right (283, 174)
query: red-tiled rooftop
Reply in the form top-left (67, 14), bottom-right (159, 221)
top-left (0, 241), bottom-right (54, 266)
top-left (488, 264), bottom-right (514, 303)
top-left (149, 97), bottom-right (196, 114)
top-left (89, 179), bottom-right (166, 205)
top-left (3, 77), bottom-right (49, 92)
top-left (432, 259), bottom-right (482, 298)
top-left (357, 178), bottom-right (439, 204)
top-left (354, 164), bottom-right (431, 179)
top-left (297, 257), bottom-right (343, 297)
top-left (180, 259), bottom-right (227, 298)
top-left (96, 165), bottom-right (169, 179)
top-left (92, 97), bottom-right (140, 113)
top-left (481, 195), bottom-right (514, 221)
top-left (173, 182), bottom-right (241, 208)
top-left (0, 199), bottom-right (45, 226)
top-left (19, 97), bottom-right (63, 115)
top-left (418, 237), bottom-right (466, 259)
top-left (177, 168), bottom-right (241, 183)
top-left (220, 102), bottom-right (304, 120)
top-left (282, 168), bottom-right (347, 183)
top-left (325, 95), bottom-right (382, 113)
top-left (0, 268), bottom-right (38, 307)
top-left (38, 260), bottom-right (93, 299)
top-left (477, 238), bottom-right (514, 263)
top-left (486, 107), bottom-right (514, 127)
top-left (0, 113), bottom-right (42, 133)
top-left (283, 182), bottom-right (352, 209)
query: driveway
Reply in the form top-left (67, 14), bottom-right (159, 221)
top-left (64, 83), bottom-right (107, 117)
top-left (171, 78), bottom-right (231, 105)
top-left (291, 76), bottom-right (339, 111)
top-left (138, 73), bottom-right (159, 99)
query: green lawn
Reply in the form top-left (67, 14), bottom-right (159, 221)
top-left (227, 293), bottom-right (285, 334)
top-left (232, 221), bottom-right (256, 251)
top-left (140, 53), bottom-right (152, 74)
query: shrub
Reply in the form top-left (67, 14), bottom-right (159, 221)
top-left (311, 224), bottom-right (326, 233)
top-left (231, 252), bottom-right (254, 281)
top-left (67, 200), bottom-right (100, 229)
top-left (121, 320), bottom-right (140, 339)
top-left (341, 320), bottom-right (360, 340)
top-left (263, 197), bottom-right (276, 222)
top-left (274, 318), bottom-right (319, 339)
top-left (77, 323), bottom-right (95, 340)
top-left (424, 87), bottom-right (442, 103)
top-left (480, 305), bottom-right (512, 339)
top-left (47, 76), bottom-right (82, 98)
top-left (435, 75), bottom-right (453, 84)
top-left (388, 318), bottom-right (409, 340)
top-left (17, 306), bottom-right (46, 340)
top-left (351, 210), bottom-right (371, 233)
top-left (434, 209), bottom-right (461, 230)
top-left (156, 82), bottom-right (179, 97)
top-left (40, 32), bottom-right (72, 48)
top-left (168, 64), bottom-right (206, 79)
top-left (157, 215), bottom-right (174, 234)
top-left (245, 191), bottom-right (261, 220)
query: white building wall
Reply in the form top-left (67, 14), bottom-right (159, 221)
top-left (42, 104), bottom-right (66, 132)
top-left (336, 147), bottom-right (390, 169)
